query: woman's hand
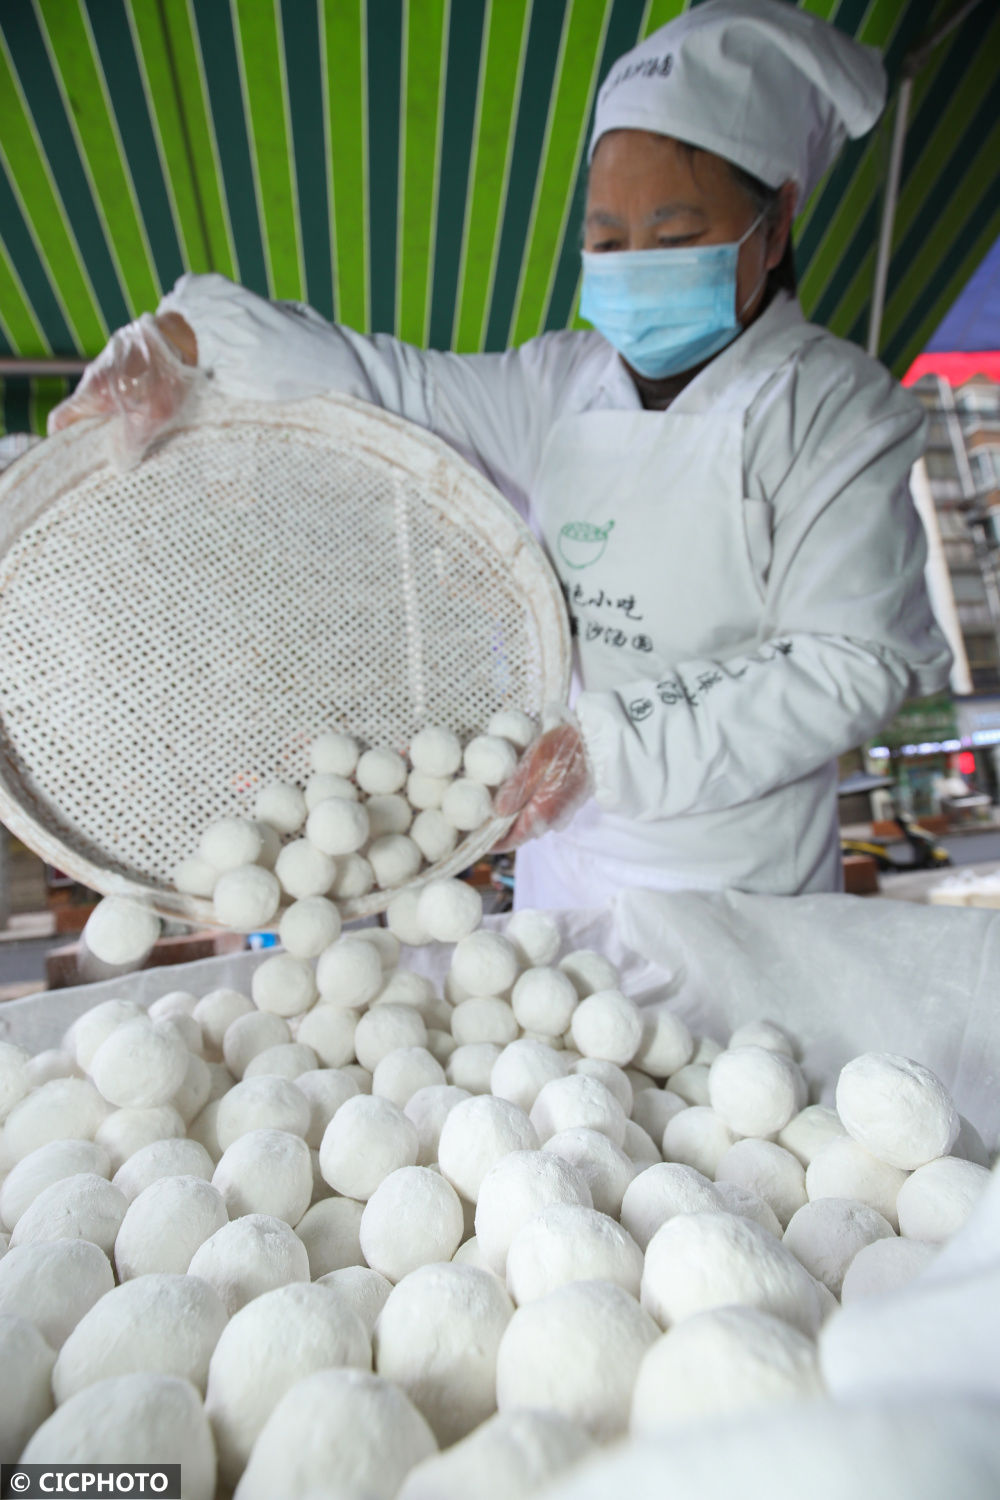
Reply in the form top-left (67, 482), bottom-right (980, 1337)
top-left (48, 312), bottom-right (201, 471)
top-left (492, 719), bottom-right (592, 851)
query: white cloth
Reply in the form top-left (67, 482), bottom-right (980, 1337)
top-left (160, 273), bottom-right (951, 905)
top-left (589, 0), bottom-right (886, 209)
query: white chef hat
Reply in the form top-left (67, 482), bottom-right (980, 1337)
top-left (589, 0), bottom-right (886, 210)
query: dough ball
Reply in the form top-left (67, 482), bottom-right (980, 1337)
top-left (574, 1058), bottom-right (633, 1114)
top-left (187, 1213), bottom-right (309, 1314)
top-left (252, 821), bottom-right (281, 870)
top-left (505, 908), bottom-right (561, 968)
top-left (114, 1174), bottom-right (226, 1279)
top-left (506, 1202), bottom-right (643, 1304)
top-left (728, 1019), bottom-right (796, 1056)
top-left (368, 834), bottom-right (423, 888)
top-left (23, 1373), bottom-right (215, 1500)
top-left (631, 1087), bottom-right (688, 1142)
top-left (417, 879), bottom-right (483, 943)
top-left (243, 1041), bottom-right (318, 1081)
top-left (193, 989), bottom-right (254, 1060)
top-left (53, 1273), bottom-right (227, 1401)
top-left (0, 1041), bottom-right (29, 1123)
top-left (666, 1063), bottom-right (712, 1106)
top-left (557, 950), bottom-right (619, 999)
top-left (82, 898), bottom-right (161, 969)
top-left (275, 839), bottom-right (336, 900)
top-left (172, 856), bottom-right (218, 897)
top-left (529, 1074), bottom-right (627, 1148)
top-left (250, 953), bottom-right (318, 1018)
top-left (835, 1052), bottom-right (960, 1170)
top-left (3, 1078), bottom-right (109, 1163)
top-left (276, 896), bottom-right (341, 958)
top-left (511, 967), bottom-right (578, 1036)
top-left (213, 866), bottom-right (281, 933)
top-left (384, 888), bottom-right (431, 945)
top-left (642, 1210), bottom-right (823, 1334)
top-left (294, 1008), bottom-right (358, 1071)
top-left (463, 735), bottom-right (519, 786)
top-left (187, 1100), bottom-right (224, 1161)
top-left (487, 709), bottom-right (537, 749)
top-left (65, 999), bottom-right (143, 1071)
top-left (306, 797), bottom-right (370, 858)
top-left (620, 1162), bottom-right (723, 1251)
top-left (9, 1173), bottom-right (126, 1255)
top-left (222, 1013), bottom-right (292, 1078)
top-left (406, 770), bottom-right (450, 812)
top-left (88, 1019), bottom-right (187, 1110)
top-left (216, 1074), bottom-right (309, 1150)
top-left (374, 1262), bottom-right (513, 1445)
top-left (544, 1127), bottom-right (636, 1218)
top-left (112, 1138), bottom-right (215, 1202)
top-left (237, 1366), bottom-right (436, 1500)
top-left (489, 1042), bottom-right (568, 1114)
top-left (311, 731), bottom-right (360, 777)
top-left (427, 1028), bottom-right (457, 1064)
top-left (296, 1195), bottom-right (365, 1277)
top-left (305, 771), bottom-right (359, 809)
top-left (714, 1181), bottom-right (783, 1237)
top-left (496, 1279), bottom-right (657, 1441)
top-left (366, 793), bottom-right (413, 838)
top-left (783, 1197), bottom-right (895, 1296)
top-left (207, 1281), bottom-right (369, 1487)
top-left (404, 1085), bottom-right (472, 1165)
top-left (0, 1314), bottom-right (55, 1460)
top-left (329, 852), bottom-right (375, 899)
top-left (630, 1304), bottom-right (822, 1433)
top-left (319, 1264), bottom-right (393, 1335)
top-left (895, 1155), bottom-right (991, 1241)
top-left (438, 1095), bottom-right (539, 1202)
top-left (360, 1166), bottom-right (464, 1281)
top-left (632, 1006), bottom-right (695, 1079)
top-left (1, 1139), bottom-right (110, 1232)
top-left (253, 780), bottom-right (306, 834)
top-left (355, 1005), bottom-right (427, 1070)
top-left (569, 990), bottom-right (642, 1066)
top-left (343, 1062), bottom-right (374, 1093)
top-left (357, 747), bottom-right (408, 795)
top-left (213, 1128), bottom-right (312, 1223)
top-left (22, 1049), bottom-right (80, 1087)
top-left (441, 777), bottom-right (493, 831)
top-left (451, 997), bottom-right (519, 1047)
top-left (446, 1043), bottom-right (503, 1094)
top-left (398, 1408), bottom-right (590, 1500)
top-left (410, 726), bottom-right (462, 777)
top-left (293, 1069), bottom-right (360, 1149)
top-left (715, 1139), bottom-right (807, 1228)
top-left (839, 1234), bottom-right (940, 1302)
top-left (200, 817), bottom-right (264, 871)
top-left (409, 809), bottom-right (459, 865)
top-left (805, 1136), bottom-right (908, 1231)
top-left (474, 1149), bottom-right (593, 1274)
top-left (625, 1120), bottom-right (663, 1166)
top-left (0, 1239), bottom-right (113, 1351)
top-left (372, 1048), bottom-right (447, 1109)
top-left (316, 936), bottom-right (386, 1008)
top-left (320, 1095), bottom-right (419, 1199)
top-left (708, 1045), bottom-right (805, 1137)
top-left (777, 1104), bottom-right (847, 1165)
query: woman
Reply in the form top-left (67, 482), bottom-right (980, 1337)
top-left (51, 0), bottom-right (951, 909)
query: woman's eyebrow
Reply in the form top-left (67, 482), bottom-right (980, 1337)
top-left (644, 202), bottom-right (708, 226)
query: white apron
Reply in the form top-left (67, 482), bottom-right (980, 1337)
top-left (514, 357), bottom-right (843, 910)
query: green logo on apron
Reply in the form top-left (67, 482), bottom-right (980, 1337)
top-left (558, 520), bottom-right (615, 569)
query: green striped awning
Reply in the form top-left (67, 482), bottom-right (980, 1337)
top-left (1, 0), bottom-right (997, 434)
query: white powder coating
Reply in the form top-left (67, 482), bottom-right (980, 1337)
top-left (206, 1281), bottom-right (370, 1488)
top-left (427, 1028), bottom-right (457, 1064)
top-left (386, 887), bottom-right (433, 944)
top-left (52, 1272), bottom-right (228, 1402)
top-left (372, 1048), bottom-right (447, 1109)
top-left (400, 1410), bottom-right (590, 1500)
top-left (447, 1043), bottom-right (504, 1094)
top-left (343, 1063), bottom-right (374, 1093)
top-left (355, 1005), bottom-right (428, 1071)
top-left (506, 1202), bottom-right (644, 1304)
top-left (171, 1052), bottom-right (213, 1123)
top-left (10, 1173), bottom-right (127, 1255)
top-left (631, 1088), bottom-right (687, 1142)
top-left (187, 1213), bottom-right (310, 1315)
top-left (410, 726), bottom-right (463, 777)
top-left (213, 1128), bottom-right (312, 1223)
top-left (450, 932), bottom-right (520, 998)
top-left (24, 1373), bottom-right (216, 1500)
top-left (65, 999), bottom-right (142, 1071)
top-left (496, 1279), bottom-right (658, 1441)
top-left (329, 852), bottom-right (376, 899)
top-left (783, 1197), bottom-right (895, 1296)
top-left (294, 1010), bottom-right (358, 1074)
top-left (112, 1138), bottom-right (215, 1201)
top-left (463, 735), bottom-right (519, 786)
top-left (360, 1166), bottom-right (465, 1281)
top-left (200, 817), bottom-right (265, 871)
top-left (243, 1041), bottom-right (319, 1081)
top-left (544, 1128), bottom-right (636, 1218)
top-left (206, 1061), bottom-right (237, 1102)
top-left (0, 1040), bottom-right (29, 1122)
top-left (573, 1059), bottom-right (634, 1116)
top-left (357, 747), bottom-right (409, 795)
top-left (114, 1174), bottom-right (227, 1279)
top-left (319, 1095), bottom-right (419, 1199)
top-left (452, 998), bottom-right (519, 1047)
top-left (474, 1150), bottom-right (594, 1274)
top-left (319, 1265), bottom-right (393, 1335)
top-left (728, 1020), bottom-right (796, 1056)
top-left (3, 1077), bottom-right (109, 1162)
top-left (99, 1108), bottom-right (188, 1170)
top-left (172, 855), bottom-right (218, 897)
top-left (293, 1070), bottom-right (361, 1150)
top-left (777, 1104), bottom-right (847, 1165)
top-left (82, 898), bottom-right (162, 968)
top-left (366, 792), bottom-right (414, 838)
top-left (895, 1155), bottom-right (991, 1241)
top-left (89, 1017), bottom-right (189, 1110)
top-left (234, 1367), bottom-right (437, 1500)
top-left (316, 937), bottom-right (385, 1008)
top-left (441, 777), bottom-right (493, 831)
top-left (311, 731), bottom-right (361, 777)
top-left (715, 1140), bottom-right (808, 1229)
top-left (632, 1007), bottom-right (695, 1079)
top-left (557, 950), bottom-right (620, 999)
top-left (213, 866), bottom-right (282, 932)
top-left (708, 1046), bottom-right (805, 1137)
top-left (835, 1052), bottom-right (960, 1170)
top-left (0, 1314), bottom-right (55, 1462)
top-left (404, 1085), bottom-right (472, 1165)
top-left (305, 771), bottom-right (359, 809)
top-left (666, 1063), bottom-right (712, 1106)
top-left (279, 896), bottom-right (342, 959)
top-left (253, 780), bottom-right (307, 835)
top-left (529, 1074), bottom-right (628, 1149)
top-left (215, 1075), bottom-right (310, 1150)
top-left (511, 967), bottom-right (578, 1036)
top-left (407, 769), bottom-right (452, 811)
top-left (624, 1121), bottom-right (663, 1167)
top-left (839, 1234), bottom-right (940, 1303)
top-left (23, 1049), bottom-right (79, 1087)
top-left (620, 1163), bottom-right (725, 1252)
top-left (374, 1262), bottom-right (514, 1447)
top-left (274, 840), bottom-right (336, 900)
top-left (193, 989), bottom-right (254, 1060)
top-left (714, 1182), bottom-right (783, 1237)
top-left (630, 1304), bottom-right (823, 1433)
top-left (295, 1196), bottom-right (366, 1278)
top-left (250, 953), bottom-right (318, 1018)
top-left (487, 709), bottom-right (537, 749)
top-left (504, 909), bottom-right (562, 969)
top-left (0, 1239), bottom-right (114, 1350)
top-left (438, 1095), bottom-right (539, 1201)
top-left (417, 878), bottom-right (483, 942)
top-left (1, 1140), bottom-right (111, 1231)
top-left (307, 797), bottom-right (371, 857)
top-left (642, 1210), bottom-right (823, 1335)
top-left (659, 1106), bottom-right (730, 1178)
top-left (569, 990), bottom-right (643, 1066)
top-left (805, 1136), bottom-right (908, 1231)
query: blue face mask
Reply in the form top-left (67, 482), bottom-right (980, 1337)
top-left (579, 212), bottom-right (766, 380)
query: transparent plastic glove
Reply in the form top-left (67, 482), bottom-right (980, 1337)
top-left (47, 312), bottom-right (201, 471)
top-left (492, 710), bottom-right (593, 851)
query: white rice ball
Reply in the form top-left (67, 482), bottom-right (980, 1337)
top-left (474, 1149), bottom-right (593, 1275)
top-left (529, 1074), bottom-right (627, 1148)
top-left (172, 856), bottom-right (218, 897)
top-left (65, 999), bottom-right (143, 1070)
top-left (543, 1128), bottom-right (636, 1218)
top-left (372, 1048), bottom-right (447, 1109)
top-left (417, 878), bottom-right (483, 942)
top-left (805, 1136), bottom-right (908, 1230)
top-left (200, 817), bottom-right (264, 871)
top-left (894, 1155), bottom-right (991, 1241)
top-left (708, 1046), bottom-right (805, 1137)
top-left (511, 967), bottom-right (578, 1036)
top-left (187, 1213), bottom-right (309, 1315)
top-left (451, 997), bottom-right (519, 1046)
top-left (558, 950), bottom-right (620, 999)
top-left (625, 1120), bottom-right (662, 1167)
top-left (368, 834), bottom-right (423, 888)
top-left (631, 1087), bottom-right (687, 1142)
top-left (222, 1012), bottom-right (292, 1078)
top-left (305, 771), bottom-right (359, 808)
top-left (504, 908), bottom-right (561, 968)
top-left (250, 952), bottom-right (318, 1017)
top-left (489, 1040), bottom-right (568, 1111)
top-left (319, 1095), bottom-right (419, 1199)
top-left (404, 1085), bottom-right (472, 1165)
top-left (451, 932), bottom-right (520, 998)
top-left (253, 780), bottom-right (306, 834)
top-left (294, 1008), bottom-right (358, 1071)
top-left (410, 726), bottom-right (463, 777)
top-left (632, 1006), bottom-right (695, 1079)
top-left (318, 1264), bottom-right (393, 1335)
top-left (316, 936), bottom-right (385, 1008)
top-left (294, 1069), bottom-right (361, 1148)
top-left (311, 731), bottom-right (360, 776)
top-left (438, 1095), bottom-right (539, 1201)
top-left (366, 793), bottom-right (413, 838)
top-left (0, 1043), bottom-right (34, 1124)
top-left (215, 1075), bottom-right (309, 1151)
top-left (192, 989), bottom-right (253, 1060)
top-left (448, 1041), bottom-right (506, 1090)
top-left (441, 778), bottom-right (493, 831)
top-left (0, 1313), bottom-right (55, 1459)
top-left (569, 990), bottom-right (642, 1065)
top-left (620, 1162), bottom-right (722, 1251)
top-left (487, 710), bottom-right (536, 749)
top-left (112, 1138), bottom-right (215, 1201)
top-left (295, 1196), bottom-right (366, 1278)
top-left (329, 852), bottom-right (375, 899)
top-left (22, 1049), bottom-right (80, 1087)
top-left (352, 926), bottom-right (401, 971)
top-left (573, 1058), bottom-right (633, 1114)
top-left (713, 1181), bottom-right (783, 1237)
top-left (407, 770), bottom-right (451, 811)
top-left (783, 1197), bottom-right (895, 1296)
top-left (715, 1139), bottom-right (808, 1228)
top-left (8, 1173), bottom-right (125, 1256)
top-left (307, 797), bottom-right (370, 856)
top-left (213, 1128), bottom-right (312, 1223)
top-left (88, 1019), bottom-right (188, 1110)
top-left (464, 735), bottom-right (518, 787)
top-left (274, 839), bottom-right (336, 899)
top-left (278, 896), bottom-right (342, 957)
top-left (506, 1202), bottom-right (643, 1303)
top-left (397, 1408), bottom-right (590, 1500)
top-left (113, 1176), bottom-right (227, 1279)
top-left (1, 1139), bottom-right (110, 1232)
top-left (357, 747), bottom-right (408, 795)
top-left (355, 1005), bottom-right (428, 1071)
top-left (82, 898), bottom-right (161, 967)
top-left (361, 1166), bottom-right (465, 1281)
top-left (0, 1239), bottom-right (113, 1350)
top-left (384, 887), bottom-right (431, 944)
top-left (728, 1019), bottom-right (796, 1056)
top-left (666, 1063), bottom-right (712, 1106)
top-left (835, 1052), bottom-right (960, 1170)
top-left (3, 1078), bottom-right (109, 1163)
top-left (242, 1042), bottom-right (317, 1082)
top-left (777, 1104), bottom-right (847, 1165)
top-left (839, 1235), bottom-right (941, 1302)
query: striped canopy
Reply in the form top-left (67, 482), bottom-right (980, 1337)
top-left (1, 0), bottom-right (997, 435)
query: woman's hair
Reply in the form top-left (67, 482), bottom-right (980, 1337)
top-left (725, 160), bottom-right (797, 296)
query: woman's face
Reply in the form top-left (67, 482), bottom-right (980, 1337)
top-left (584, 130), bottom-right (793, 326)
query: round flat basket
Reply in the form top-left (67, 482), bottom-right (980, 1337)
top-left (0, 391), bottom-right (570, 923)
